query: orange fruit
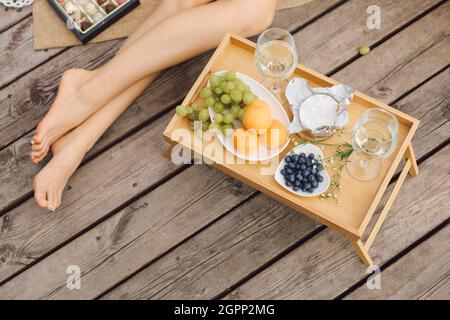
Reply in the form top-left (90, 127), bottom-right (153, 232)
top-left (242, 100), bottom-right (272, 132)
top-left (233, 128), bottom-right (259, 155)
top-left (260, 120), bottom-right (288, 149)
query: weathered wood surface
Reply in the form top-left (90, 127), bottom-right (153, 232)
top-left (346, 222), bottom-right (450, 300)
top-left (0, 6), bottom-right (31, 33)
top-left (102, 65), bottom-right (450, 300)
top-left (0, 0), bottom-right (448, 300)
top-left (0, 0), bottom-right (341, 285)
top-left (0, 0), bottom-right (341, 214)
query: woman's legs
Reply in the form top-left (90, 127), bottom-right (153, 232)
top-left (31, 0), bottom-right (276, 162)
top-left (31, 0), bottom-right (213, 163)
top-left (33, 0), bottom-right (213, 210)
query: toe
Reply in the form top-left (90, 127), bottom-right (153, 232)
top-left (33, 181), bottom-right (48, 209)
top-left (47, 189), bottom-right (57, 212)
top-left (32, 134), bottom-right (42, 145)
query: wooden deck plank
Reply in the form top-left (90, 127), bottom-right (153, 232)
top-left (0, 16), bottom-right (62, 88)
top-left (0, 6), bottom-right (31, 33)
top-left (101, 70), bottom-right (450, 300)
top-left (0, 0), bottom-right (340, 213)
top-left (345, 223), bottom-right (450, 300)
top-left (294, 0), bottom-right (444, 75)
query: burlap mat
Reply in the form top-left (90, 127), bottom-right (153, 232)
top-left (33, 0), bottom-right (314, 50)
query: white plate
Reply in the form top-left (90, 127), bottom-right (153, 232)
top-left (274, 144), bottom-right (330, 197)
top-left (208, 71), bottom-right (290, 162)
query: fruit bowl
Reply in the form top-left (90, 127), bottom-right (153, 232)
top-left (208, 71), bottom-right (290, 162)
top-left (275, 144), bottom-right (330, 197)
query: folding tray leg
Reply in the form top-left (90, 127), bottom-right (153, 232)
top-left (349, 238), bottom-right (373, 267)
top-left (350, 159), bottom-right (413, 267)
top-left (405, 143), bottom-right (419, 176)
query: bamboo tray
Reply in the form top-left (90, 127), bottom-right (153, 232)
top-left (163, 34), bottom-right (420, 266)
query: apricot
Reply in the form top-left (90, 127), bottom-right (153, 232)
top-left (260, 120), bottom-right (288, 149)
top-left (242, 100), bottom-right (272, 132)
top-left (233, 128), bottom-right (259, 155)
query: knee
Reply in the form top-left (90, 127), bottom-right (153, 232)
top-left (227, 0), bottom-right (276, 36)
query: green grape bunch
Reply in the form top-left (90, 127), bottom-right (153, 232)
top-left (175, 71), bottom-right (257, 134)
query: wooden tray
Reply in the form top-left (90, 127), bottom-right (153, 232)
top-left (163, 34), bottom-right (419, 266)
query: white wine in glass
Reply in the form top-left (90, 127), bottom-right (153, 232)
top-left (255, 28), bottom-right (298, 98)
top-left (347, 108), bottom-right (399, 181)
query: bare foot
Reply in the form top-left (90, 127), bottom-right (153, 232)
top-left (31, 68), bottom-right (95, 164)
top-left (33, 132), bottom-right (84, 211)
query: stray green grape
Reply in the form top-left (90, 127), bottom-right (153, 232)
top-left (175, 105), bottom-right (187, 117)
top-left (359, 45), bottom-right (370, 56)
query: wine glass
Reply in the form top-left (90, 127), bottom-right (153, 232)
top-left (255, 28), bottom-right (298, 99)
top-left (346, 108), bottom-right (399, 181)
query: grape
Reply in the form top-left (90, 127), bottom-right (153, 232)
top-left (205, 96), bottom-right (215, 107)
top-left (214, 87), bottom-right (223, 95)
top-left (221, 94), bottom-right (231, 104)
top-left (235, 82), bottom-right (245, 92)
top-left (214, 113), bottom-right (224, 124)
top-left (230, 104), bottom-right (241, 118)
top-left (198, 109), bottom-right (210, 122)
top-left (243, 92), bottom-right (255, 105)
top-left (210, 75), bottom-right (220, 87)
top-left (222, 124), bottom-right (234, 135)
top-left (223, 113), bottom-right (234, 124)
top-left (238, 108), bottom-right (245, 120)
top-left (230, 90), bottom-right (243, 103)
top-left (185, 106), bottom-right (194, 115)
top-left (201, 122), bottom-right (209, 131)
top-left (214, 101), bottom-right (225, 113)
top-left (175, 105), bottom-right (187, 118)
top-left (200, 88), bottom-right (212, 98)
top-left (223, 108), bottom-right (232, 115)
top-left (225, 71), bottom-right (236, 81)
top-left (209, 122), bottom-right (221, 132)
top-left (222, 81), bottom-right (235, 94)
top-left (359, 45), bottom-right (370, 56)
top-left (192, 103), bottom-right (202, 112)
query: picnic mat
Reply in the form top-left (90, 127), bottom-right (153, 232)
top-left (33, 0), bottom-right (315, 50)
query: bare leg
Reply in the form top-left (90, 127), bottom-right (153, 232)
top-left (31, 0), bottom-right (276, 162)
top-left (33, 0), bottom-right (212, 210)
top-left (31, 0), bottom-right (212, 163)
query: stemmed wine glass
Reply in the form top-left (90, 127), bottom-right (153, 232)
top-left (255, 28), bottom-right (298, 99)
top-left (346, 108), bottom-right (399, 181)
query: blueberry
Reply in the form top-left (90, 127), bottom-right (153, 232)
top-left (311, 168), bottom-right (317, 175)
top-left (295, 173), bottom-right (303, 180)
top-left (317, 175), bottom-right (324, 183)
top-left (288, 162), bottom-right (296, 169)
top-left (294, 180), bottom-right (301, 187)
top-left (306, 188), bottom-right (314, 193)
top-left (286, 181), bottom-right (293, 187)
top-left (291, 155), bottom-right (299, 162)
top-left (286, 168), bottom-right (293, 174)
top-left (308, 153), bottom-right (315, 159)
top-left (288, 174), bottom-right (296, 183)
top-left (300, 153), bottom-right (306, 157)
top-left (317, 164), bottom-right (324, 171)
top-left (280, 169), bottom-right (286, 176)
top-left (304, 182), bottom-right (312, 190)
top-left (307, 175), bottom-right (315, 182)
top-left (285, 155), bottom-right (291, 163)
top-left (312, 181), bottom-right (318, 188)
top-left (302, 169), bottom-right (310, 177)
top-left (293, 186), bottom-right (300, 192)
top-left (305, 159), bottom-right (312, 167)
top-left (298, 157), bottom-right (305, 164)
top-left (300, 164), bottom-right (306, 170)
